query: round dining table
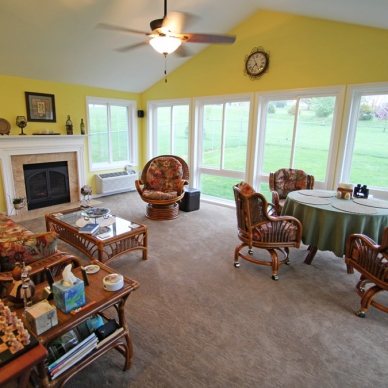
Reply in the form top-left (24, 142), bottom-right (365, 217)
top-left (281, 190), bottom-right (388, 267)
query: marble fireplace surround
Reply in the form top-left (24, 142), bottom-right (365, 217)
top-left (0, 136), bottom-right (86, 216)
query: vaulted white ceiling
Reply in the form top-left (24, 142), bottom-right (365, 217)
top-left (1, 0), bottom-right (387, 93)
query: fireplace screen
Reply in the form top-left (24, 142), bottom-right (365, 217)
top-left (24, 161), bottom-right (70, 210)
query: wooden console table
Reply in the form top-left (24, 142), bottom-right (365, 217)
top-left (16, 262), bottom-right (139, 388)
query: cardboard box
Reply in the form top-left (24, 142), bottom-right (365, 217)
top-left (26, 299), bottom-right (58, 335)
top-left (53, 278), bottom-right (86, 314)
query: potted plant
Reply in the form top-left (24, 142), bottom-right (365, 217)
top-left (12, 197), bottom-right (24, 209)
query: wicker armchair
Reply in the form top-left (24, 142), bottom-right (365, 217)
top-left (135, 155), bottom-right (189, 220)
top-left (269, 168), bottom-right (314, 214)
top-left (345, 227), bottom-right (388, 318)
top-left (233, 182), bottom-right (302, 280)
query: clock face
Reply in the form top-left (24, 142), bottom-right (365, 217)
top-left (246, 51), bottom-right (268, 76)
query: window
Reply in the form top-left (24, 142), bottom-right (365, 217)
top-left (339, 83), bottom-right (388, 199)
top-left (86, 97), bottom-right (138, 171)
top-left (255, 87), bottom-right (344, 200)
top-left (147, 99), bottom-right (190, 161)
top-left (194, 96), bottom-right (252, 202)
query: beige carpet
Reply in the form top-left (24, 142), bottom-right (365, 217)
top-left (8, 191), bottom-right (388, 387)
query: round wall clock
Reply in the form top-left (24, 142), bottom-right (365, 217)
top-left (244, 46), bottom-right (270, 80)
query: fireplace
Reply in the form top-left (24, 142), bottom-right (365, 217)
top-left (24, 161), bottom-right (71, 210)
top-left (0, 136), bottom-right (86, 215)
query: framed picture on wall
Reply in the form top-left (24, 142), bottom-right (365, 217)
top-left (25, 92), bottom-right (56, 122)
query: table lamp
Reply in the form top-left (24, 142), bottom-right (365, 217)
top-left (16, 116), bottom-right (27, 135)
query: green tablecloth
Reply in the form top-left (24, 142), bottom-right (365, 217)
top-left (281, 191), bottom-right (388, 257)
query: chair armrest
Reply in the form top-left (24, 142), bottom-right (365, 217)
top-left (0, 251), bottom-right (81, 297)
top-left (271, 191), bottom-right (282, 215)
top-left (135, 179), bottom-right (145, 195)
top-left (176, 180), bottom-right (189, 196)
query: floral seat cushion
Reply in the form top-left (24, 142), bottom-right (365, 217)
top-left (145, 157), bottom-right (183, 194)
top-left (142, 190), bottom-right (178, 200)
top-left (273, 169), bottom-right (309, 199)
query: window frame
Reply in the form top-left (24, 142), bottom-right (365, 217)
top-left (337, 81), bottom-right (388, 200)
top-left (253, 86), bottom-right (345, 191)
top-left (86, 96), bottom-right (138, 172)
top-left (193, 93), bottom-right (254, 200)
top-left (146, 98), bottom-right (191, 161)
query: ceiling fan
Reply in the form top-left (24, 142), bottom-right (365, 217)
top-left (96, 0), bottom-right (236, 57)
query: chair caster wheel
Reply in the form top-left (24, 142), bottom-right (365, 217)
top-left (356, 310), bottom-right (366, 318)
top-left (271, 274), bottom-right (279, 281)
top-left (248, 249), bottom-right (253, 255)
top-left (286, 261), bottom-right (290, 265)
top-left (234, 262), bottom-right (240, 268)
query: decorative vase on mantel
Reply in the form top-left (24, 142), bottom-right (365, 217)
top-left (66, 115), bottom-right (73, 135)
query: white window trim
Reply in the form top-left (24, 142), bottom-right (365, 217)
top-left (147, 98), bottom-right (191, 161)
top-left (254, 85), bottom-right (345, 191)
top-left (193, 93), bottom-right (254, 191)
top-left (86, 96), bottom-right (138, 172)
top-left (337, 81), bottom-right (388, 200)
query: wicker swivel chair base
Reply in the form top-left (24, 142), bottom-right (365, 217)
top-left (234, 241), bottom-right (291, 281)
top-left (146, 203), bottom-right (179, 220)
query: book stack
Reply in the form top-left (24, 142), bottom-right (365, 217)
top-left (47, 333), bottom-right (98, 379)
top-left (78, 223), bottom-right (99, 234)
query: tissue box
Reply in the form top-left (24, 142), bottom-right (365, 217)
top-left (26, 299), bottom-right (58, 335)
top-left (52, 278), bottom-right (86, 314)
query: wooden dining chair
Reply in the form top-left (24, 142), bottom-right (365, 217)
top-left (345, 227), bottom-right (388, 318)
top-left (233, 182), bottom-right (302, 280)
top-left (269, 168), bottom-right (314, 214)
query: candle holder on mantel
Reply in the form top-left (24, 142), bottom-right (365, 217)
top-left (16, 116), bottom-right (27, 135)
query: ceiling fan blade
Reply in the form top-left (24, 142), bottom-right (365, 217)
top-left (96, 23), bottom-right (151, 36)
top-left (179, 33), bottom-right (236, 44)
top-left (114, 41), bottom-right (150, 53)
top-left (162, 11), bottom-right (199, 34)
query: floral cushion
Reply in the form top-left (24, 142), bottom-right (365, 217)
top-left (236, 181), bottom-right (255, 195)
top-left (252, 221), bottom-right (298, 242)
top-left (145, 157), bottom-right (183, 192)
top-left (0, 214), bottom-right (59, 272)
top-left (273, 169), bottom-right (309, 199)
top-left (0, 231), bottom-right (58, 272)
top-left (142, 190), bottom-right (179, 200)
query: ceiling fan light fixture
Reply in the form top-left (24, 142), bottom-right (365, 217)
top-left (150, 36), bottom-right (181, 54)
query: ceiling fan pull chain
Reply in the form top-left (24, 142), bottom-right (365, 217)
top-left (164, 53), bottom-right (168, 83)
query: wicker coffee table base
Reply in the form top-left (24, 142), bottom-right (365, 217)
top-left (146, 203), bottom-right (179, 220)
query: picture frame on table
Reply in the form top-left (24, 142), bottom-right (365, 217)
top-left (25, 92), bottom-right (56, 122)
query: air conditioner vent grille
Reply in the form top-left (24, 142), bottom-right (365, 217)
top-left (99, 172), bottom-right (128, 179)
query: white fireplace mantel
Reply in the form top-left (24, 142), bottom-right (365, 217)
top-left (0, 135), bottom-right (86, 215)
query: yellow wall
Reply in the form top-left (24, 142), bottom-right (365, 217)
top-left (0, 75), bottom-right (140, 212)
top-left (140, 9), bottom-right (388, 181)
top-left (2, 10), bottom-right (388, 212)
top-left (143, 10), bottom-right (388, 100)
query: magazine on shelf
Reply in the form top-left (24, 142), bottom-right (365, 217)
top-left (50, 340), bottom-right (98, 379)
top-left (48, 333), bottom-right (98, 372)
top-left (78, 223), bottom-right (99, 234)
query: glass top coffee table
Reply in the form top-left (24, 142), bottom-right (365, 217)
top-left (45, 207), bottom-right (147, 265)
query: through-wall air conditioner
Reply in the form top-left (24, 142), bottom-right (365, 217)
top-left (95, 171), bottom-right (137, 195)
